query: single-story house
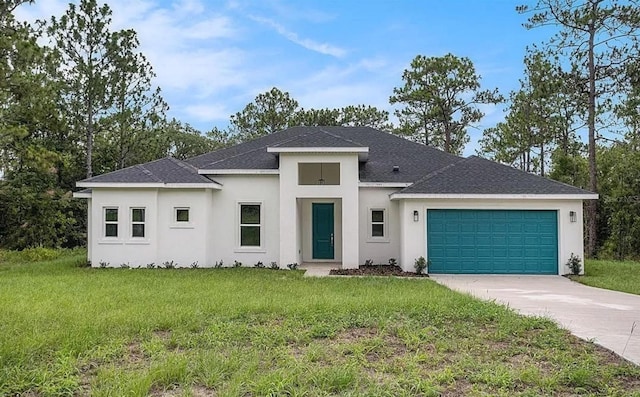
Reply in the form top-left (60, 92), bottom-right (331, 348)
top-left (75, 126), bottom-right (597, 274)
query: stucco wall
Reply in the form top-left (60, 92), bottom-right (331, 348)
top-left (398, 198), bottom-right (585, 275)
top-left (358, 188), bottom-right (400, 266)
top-left (209, 175), bottom-right (280, 267)
top-left (89, 188), bottom-right (159, 267)
top-left (157, 189), bottom-right (210, 267)
top-left (278, 153), bottom-right (360, 268)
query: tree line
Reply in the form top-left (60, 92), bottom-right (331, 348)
top-left (2, 0), bottom-right (640, 260)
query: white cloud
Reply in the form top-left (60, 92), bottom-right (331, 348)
top-left (183, 103), bottom-right (231, 122)
top-left (249, 15), bottom-right (346, 58)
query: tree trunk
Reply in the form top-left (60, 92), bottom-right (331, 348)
top-left (586, 2), bottom-right (598, 258)
top-left (540, 140), bottom-right (545, 177)
top-left (86, 100), bottom-right (93, 178)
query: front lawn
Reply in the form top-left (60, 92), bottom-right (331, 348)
top-left (1, 251), bottom-right (639, 396)
top-left (571, 259), bottom-right (640, 296)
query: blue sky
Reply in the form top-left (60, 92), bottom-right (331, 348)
top-left (17, 0), bottom-right (557, 155)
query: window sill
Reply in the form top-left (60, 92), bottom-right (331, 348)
top-left (169, 224), bottom-right (194, 229)
top-left (125, 240), bottom-right (151, 245)
top-left (366, 238), bottom-right (390, 243)
top-left (98, 239), bottom-right (123, 245)
top-left (234, 247), bottom-right (266, 253)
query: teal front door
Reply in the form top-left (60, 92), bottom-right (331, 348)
top-left (312, 203), bottom-right (334, 260)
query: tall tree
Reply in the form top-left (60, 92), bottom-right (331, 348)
top-left (389, 53), bottom-right (503, 155)
top-left (97, 28), bottom-right (168, 172)
top-left (293, 104), bottom-right (392, 130)
top-left (46, 0), bottom-right (116, 178)
top-left (479, 52), bottom-right (574, 176)
top-left (518, 0), bottom-right (640, 256)
top-left (0, 1), bottom-right (85, 249)
top-left (230, 87), bottom-right (299, 141)
top-left (230, 87), bottom-right (393, 142)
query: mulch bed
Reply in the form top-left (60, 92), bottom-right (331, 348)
top-left (330, 265), bottom-right (429, 277)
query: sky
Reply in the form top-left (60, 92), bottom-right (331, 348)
top-left (16, 0), bottom-right (557, 156)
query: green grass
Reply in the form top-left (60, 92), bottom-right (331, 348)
top-left (571, 259), bottom-right (640, 296)
top-left (1, 251), bottom-right (639, 396)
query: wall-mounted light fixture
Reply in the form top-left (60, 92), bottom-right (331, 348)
top-left (569, 211), bottom-right (577, 223)
top-left (413, 210), bottom-right (419, 222)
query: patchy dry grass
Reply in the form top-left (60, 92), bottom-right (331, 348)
top-left (1, 250), bottom-right (639, 396)
top-left (571, 259), bottom-right (640, 296)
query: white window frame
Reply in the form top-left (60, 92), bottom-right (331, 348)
top-left (236, 201), bottom-right (264, 252)
top-left (368, 208), bottom-right (389, 242)
top-left (130, 207), bottom-right (146, 239)
top-left (170, 207), bottom-right (193, 229)
top-left (103, 207), bottom-right (119, 239)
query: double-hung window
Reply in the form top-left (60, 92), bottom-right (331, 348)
top-left (371, 209), bottom-right (385, 238)
top-left (239, 204), bottom-right (261, 247)
top-left (104, 207), bottom-right (118, 237)
top-left (131, 208), bottom-right (146, 238)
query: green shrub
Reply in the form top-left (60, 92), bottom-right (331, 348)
top-left (414, 256), bottom-right (428, 274)
top-left (567, 253), bottom-right (582, 275)
top-left (0, 247), bottom-right (62, 263)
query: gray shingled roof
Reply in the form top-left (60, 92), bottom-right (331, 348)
top-left (270, 129), bottom-right (365, 148)
top-left (399, 156), bottom-right (593, 195)
top-left (79, 157), bottom-right (216, 184)
top-left (79, 127), bottom-right (595, 196)
top-left (187, 126), bottom-right (464, 183)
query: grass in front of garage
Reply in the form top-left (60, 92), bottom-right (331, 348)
top-left (570, 259), bottom-right (640, 296)
top-left (1, 249), bottom-right (639, 396)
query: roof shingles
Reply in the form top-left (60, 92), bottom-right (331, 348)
top-left (80, 157), bottom-right (215, 184)
top-left (399, 156), bottom-right (592, 195)
top-left (79, 126), bottom-right (595, 196)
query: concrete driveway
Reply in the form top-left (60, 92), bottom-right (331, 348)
top-left (430, 275), bottom-right (640, 365)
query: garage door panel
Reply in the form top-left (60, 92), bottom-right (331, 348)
top-left (427, 209), bottom-right (558, 274)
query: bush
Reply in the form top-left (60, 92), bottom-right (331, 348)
top-left (254, 261), bottom-right (265, 268)
top-left (388, 258), bottom-right (397, 266)
top-left (270, 261), bottom-right (279, 270)
top-left (233, 260), bottom-right (242, 268)
top-left (567, 253), bottom-right (582, 275)
top-left (0, 247), bottom-right (63, 263)
top-left (287, 263), bottom-right (298, 270)
top-left (414, 256), bottom-right (428, 275)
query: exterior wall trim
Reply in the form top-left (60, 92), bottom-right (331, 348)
top-left (359, 182), bottom-right (412, 188)
top-left (198, 169), bottom-right (279, 175)
top-left (390, 193), bottom-right (599, 200)
top-left (76, 182), bottom-right (222, 189)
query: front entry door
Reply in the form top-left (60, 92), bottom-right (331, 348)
top-left (312, 203), bottom-right (334, 260)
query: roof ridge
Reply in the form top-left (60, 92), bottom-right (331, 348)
top-left (167, 156), bottom-right (197, 173)
top-left (400, 157), bottom-right (469, 192)
top-left (135, 164), bottom-right (164, 183)
top-left (317, 127), bottom-right (365, 146)
top-left (201, 129), bottom-right (319, 168)
top-left (167, 156), bottom-right (215, 183)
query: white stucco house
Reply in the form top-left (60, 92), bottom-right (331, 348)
top-left (75, 126), bottom-right (597, 274)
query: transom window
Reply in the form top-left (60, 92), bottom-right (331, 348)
top-left (175, 208), bottom-right (190, 223)
top-left (240, 204), bottom-right (261, 247)
top-left (104, 207), bottom-right (118, 237)
top-left (371, 209), bottom-right (385, 238)
top-left (298, 163), bottom-right (340, 185)
top-left (131, 208), bottom-right (146, 238)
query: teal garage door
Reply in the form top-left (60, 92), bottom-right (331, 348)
top-left (427, 210), bottom-right (558, 274)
